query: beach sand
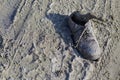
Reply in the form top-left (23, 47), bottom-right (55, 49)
top-left (0, 0), bottom-right (120, 80)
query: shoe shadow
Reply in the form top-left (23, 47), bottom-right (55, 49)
top-left (46, 12), bottom-right (99, 46)
top-left (46, 12), bottom-right (101, 61)
top-left (46, 13), bottom-right (73, 46)
top-left (46, 13), bottom-right (82, 57)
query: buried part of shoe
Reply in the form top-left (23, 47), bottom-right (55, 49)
top-left (68, 11), bottom-right (101, 60)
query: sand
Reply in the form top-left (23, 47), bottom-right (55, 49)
top-left (0, 0), bottom-right (120, 80)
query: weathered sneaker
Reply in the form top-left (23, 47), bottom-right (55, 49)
top-left (68, 11), bottom-right (101, 60)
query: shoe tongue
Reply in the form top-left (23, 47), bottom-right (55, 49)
top-left (85, 20), bottom-right (93, 32)
top-left (85, 20), bottom-right (91, 27)
top-left (73, 24), bottom-right (84, 33)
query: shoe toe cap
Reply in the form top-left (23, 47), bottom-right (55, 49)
top-left (78, 40), bottom-right (101, 60)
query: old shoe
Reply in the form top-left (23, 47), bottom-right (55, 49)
top-left (68, 11), bottom-right (101, 60)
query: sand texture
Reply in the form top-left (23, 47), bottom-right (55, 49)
top-left (0, 0), bottom-right (120, 80)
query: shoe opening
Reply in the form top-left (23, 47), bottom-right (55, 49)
top-left (71, 12), bottom-right (87, 26)
top-left (70, 11), bottom-right (97, 26)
